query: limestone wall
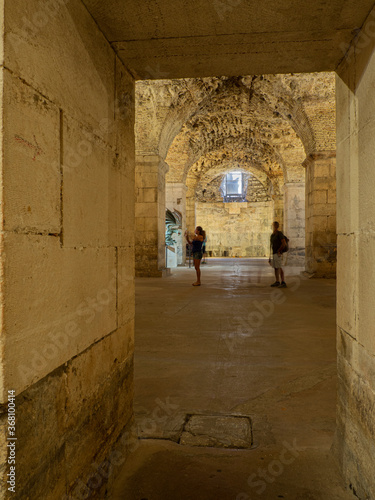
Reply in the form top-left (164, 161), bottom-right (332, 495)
top-left (283, 182), bottom-right (305, 266)
top-left (135, 155), bottom-right (168, 277)
top-left (304, 152), bottom-right (336, 277)
top-left (335, 7), bottom-right (375, 498)
top-left (196, 201), bottom-right (273, 257)
top-left (0, 1), bottom-right (135, 498)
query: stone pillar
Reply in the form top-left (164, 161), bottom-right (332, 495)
top-left (303, 151), bottom-right (336, 277)
top-left (283, 182), bottom-right (305, 266)
top-left (334, 9), bottom-right (375, 498)
top-left (272, 194), bottom-right (284, 226)
top-left (186, 185), bottom-right (197, 234)
top-left (166, 182), bottom-right (188, 265)
top-left (135, 154), bottom-right (168, 277)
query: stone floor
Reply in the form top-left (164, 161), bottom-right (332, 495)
top-left (111, 259), bottom-right (353, 500)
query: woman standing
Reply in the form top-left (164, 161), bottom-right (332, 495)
top-left (185, 226), bottom-right (205, 286)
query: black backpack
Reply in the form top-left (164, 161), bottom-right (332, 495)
top-left (282, 235), bottom-right (289, 253)
top-left (272, 231), bottom-right (289, 253)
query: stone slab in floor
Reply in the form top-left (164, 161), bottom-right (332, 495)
top-left (136, 413), bottom-right (187, 442)
top-left (179, 414), bottom-right (253, 449)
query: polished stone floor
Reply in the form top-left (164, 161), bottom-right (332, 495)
top-left (111, 259), bottom-right (353, 500)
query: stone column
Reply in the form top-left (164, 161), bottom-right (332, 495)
top-left (272, 194), bottom-right (284, 226)
top-left (135, 154), bottom-right (168, 277)
top-left (303, 151), bottom-right (336, 277)
top-left (166, 182), bottom-right (188, 265)
top-left (283, 182), bottom-right (305, 266)
top-left (334, 8), bottom-right (375, 497)
top-left (186, 188), bottom-right (197, 233)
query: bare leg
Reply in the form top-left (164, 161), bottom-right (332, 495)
top-left (193, 259), bottom-right (201, 285)
top-left (275, 269), bottom-right (280, 282)
top-left (280, 268), bottom-right (285, 282)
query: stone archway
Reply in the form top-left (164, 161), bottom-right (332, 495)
top-left (2, 2), bottom-right (375, 498)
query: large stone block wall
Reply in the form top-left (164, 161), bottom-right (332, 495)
top-left (196, 201), bottom-right (273, 257)
top-left (272, 194), bottom-right (284, 227)
top-left (334, 7), bottom-right (375, 499)
top-left (304, 152), bottom-right (336, 277)
top-left (0, 1), bottom-right (135, 498)
top-left (135, 155), bottom-right (168, 277)
top-left (283, 182), bottom-right (305, 266)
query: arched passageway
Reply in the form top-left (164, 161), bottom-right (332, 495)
top-left (136, 73), bottom-right (336, 276)
top-left (0, 1), bottom-right (375, 499)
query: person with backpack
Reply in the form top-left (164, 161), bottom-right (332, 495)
top-left (269, 221), bottom-right (288, 288)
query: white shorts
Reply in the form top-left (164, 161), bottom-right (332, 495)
top-left (272, 253), bottom-right (284, 269)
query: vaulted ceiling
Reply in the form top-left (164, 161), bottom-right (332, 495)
top-left (135, 73), bottom-right (335, 199)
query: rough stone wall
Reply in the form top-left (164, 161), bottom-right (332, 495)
top-left (284, 182), bottom-right (306, 266)
top-left (135, 155), bottom-right (168, 277)
top-left (304, 153), bottom-right (336, 277)
top-left (196, 201), bottom-right (273, 257)
top-left (334, 8), bottom-right (375, 499)
top-left (272, 195), bottom-right (284, 228)
top-left (0, 1), bottom-right (135, 498)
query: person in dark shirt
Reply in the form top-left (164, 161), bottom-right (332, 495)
top-left (185, 226), bottom-right (206, 286)
top-left (269, 221), bottom-right (287, 288)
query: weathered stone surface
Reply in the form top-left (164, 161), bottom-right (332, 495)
top-left (304, 152), bottom-right (337, 277)
top-left (83, 0), bottom-right (374, 77)
top-left (284, 182), bottom-right (305, 266)
top-left (135, 155), bottom-right (168, 276)
top-left (63, 115), bottom-right (116, 248)
top-left (0, 1), bottom-right (136, 498)
top-left (334, 8), bottom-right (375, 497)
top-left (196, 200), bottom-right (272, 258)
top-left (0, 335), bottom-right (134, 500)
top-left (3, 69), bottom-right (61, 234)
top-left (5, 0), bottom-right (116, 133)
top-left (137, 413), bottom-right (187, 443)
top-left (118, 247), bottom-right (135, 327)
top-left (1, 232), bottom-right (117, 396)
top-left (180, 415), bottom-right (253, 449)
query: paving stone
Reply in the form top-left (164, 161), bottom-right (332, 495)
top-left (180, 414), bottom-right (253, 449)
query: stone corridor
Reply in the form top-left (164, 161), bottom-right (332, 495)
top-left (2, 1), bottom-right (375, 497)
top-left (111, 259), bottom-right (351, 500)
